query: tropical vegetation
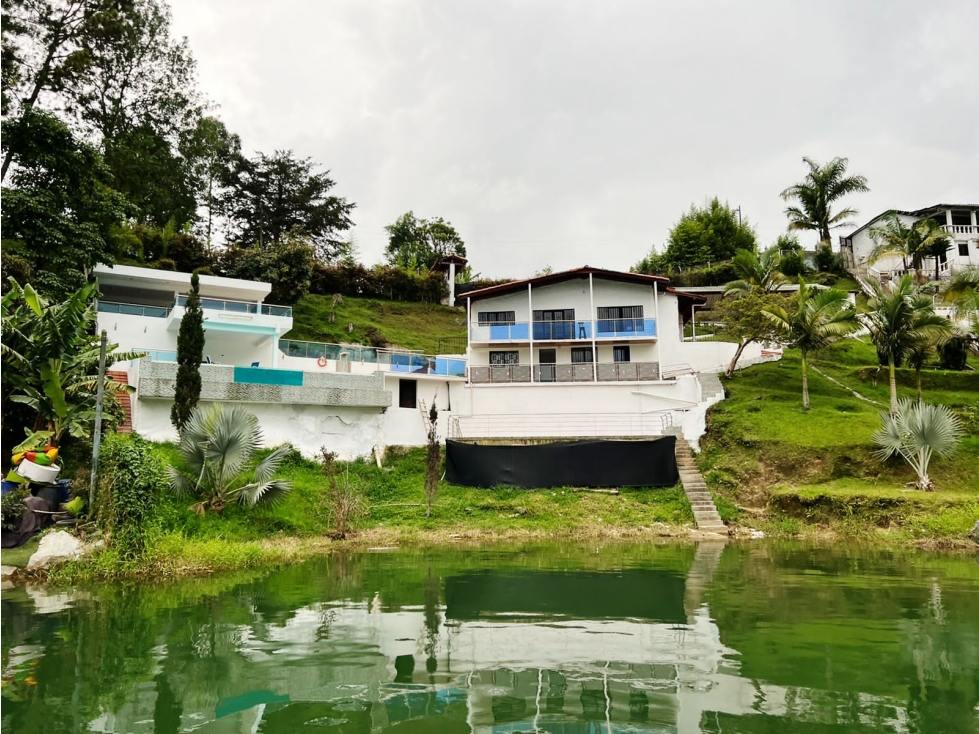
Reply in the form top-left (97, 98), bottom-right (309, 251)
top-left (868, 213), bottom-right (951, 283)
top-left (780, 156), bottom-right (869, 244)
top-left (873, 399), bottom-right (963, 491)
top-left (763, 281), bottom-right (860, 409)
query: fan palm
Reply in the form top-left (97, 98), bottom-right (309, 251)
top-left (168, 404), bottom-right (293, 514)
top-left (723, 246), bottom-right (786, 297)
top-left (763, 280), bottom-right (860, 409)
top-left (868, 214), bottom-right (951, 283)
top-left (942, 266), bottom-right (979, 332)
top-left (873, 399), bottom-right (962, 491)
top-left (863, 276), bottom-right (952, 414)
top-left (780, 157), bottom-right (869, 244)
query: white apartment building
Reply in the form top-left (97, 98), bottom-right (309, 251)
top-left (95, 264), bottom-right (775, 458)
top-left (840, 203), bottom-right (979, 282)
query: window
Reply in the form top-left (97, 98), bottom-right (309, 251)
top-left (597, 305), bottom-right (645, 334)
top-left (571, 347), bottom-right (594, 363)
top-left (959, 242), bottom-right (970, 257)
top-left (613, 346), bottom-right (631, 363)
top-left (533, 309), bottom-right (576, 339)
top-left (399, 379), bottom-right (417, 409)
top-left (478, 311), bottom-right (515, 325)
top-left (489, 351), bottom-right (519, 365)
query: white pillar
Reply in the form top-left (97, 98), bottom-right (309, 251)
top-left (527, 282), bottom-right (534, 383)
top-left (448, 262), bottom-right (456, 306)
top-left (945, 209), bottom-right (953, 226)
top-left (653, 281), bottom-right (660, 364)
top-left (971, 210), bottom-right (977, 228)
top-left (271, 330), bottom-right (279, 368)
top-left (588, 273), bottom-right (597, 382)
top-left (466, 298), bottom-right (472, 384)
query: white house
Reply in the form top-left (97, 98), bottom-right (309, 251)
top-left (840, 204), bottom-right (979, 282)
top-left (95, 264), bottom-right (775, 458)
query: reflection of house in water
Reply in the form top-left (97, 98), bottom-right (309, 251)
top-left (78, 544), bottom-right (942, 733)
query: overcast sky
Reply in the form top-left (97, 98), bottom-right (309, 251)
top-left (169, 0), bottom-right (977, 277)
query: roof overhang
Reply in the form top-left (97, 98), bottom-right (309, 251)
top-left (93, 264), bottom-right (271, 302)
top-left (459, 266), bottom-right (670, 303)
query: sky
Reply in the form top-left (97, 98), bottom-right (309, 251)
top-left (168, 0), bottom-right (978, 278)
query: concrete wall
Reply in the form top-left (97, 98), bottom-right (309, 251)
top-left (470, 277), bottom-right (657, 323)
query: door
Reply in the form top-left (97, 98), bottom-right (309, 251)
top-left (538, 348), bottom-right (556, 382)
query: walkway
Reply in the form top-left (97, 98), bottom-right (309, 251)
top-left (675, 436), bottom-right (727, 535)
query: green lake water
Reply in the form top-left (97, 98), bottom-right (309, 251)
top-left (2, 542), bottom-right (978, 733)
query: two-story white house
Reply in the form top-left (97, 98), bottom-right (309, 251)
top-left (95, 264), bottom-right (776, 457)
top-left (839, 204), bottom-right (979, 282)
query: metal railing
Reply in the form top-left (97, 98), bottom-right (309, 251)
top-left (437, 335), bottom-right (468, 354)
top-left (278, 339), bottom-right (467, 377)
top-left (97, 301), bottom-right (170, 318)
top-left (469, 361), bottom-right (660, 384)
top-left (661, 363), bottom-right (695, 379)
top-left (175, 295), bottom-right (292, 317)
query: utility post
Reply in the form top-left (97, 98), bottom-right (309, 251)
top-left (89, 331), bottom-right (108, 508)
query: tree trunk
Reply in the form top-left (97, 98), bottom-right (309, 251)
top-left (889, 356), bottom-right (898, 415)
top-left (801, 351), bottom-right (810, 410)
top-left (916, 369), bottom-right (923, 405)
top-left (726, 340), bottom-right (750, 378)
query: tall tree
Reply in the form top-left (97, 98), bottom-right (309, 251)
top-left (781, 156), bottom-right (869, 244)
top-left (222, 150), bottom-right (355, 261)
top-left (385, 211), bottom-right (467, 273)
top-left (763, 281), bottom-right (860, 409)
top-left (863, 275), bottom-right (952, 414)
top-left (713, 290), bottom-right (786, 377)
top-left (171, 273), bottom-right (204, 431)
top-left (651, 197), bottom-right (757, 271)
top-left (942, 266), bottom-right (979, 333)
top-left (178, 116), bottom-right (241, 247)
top-left (1, 108), bottom-right (129, 297)
top-left (868, 213), bottom-right (951, 283)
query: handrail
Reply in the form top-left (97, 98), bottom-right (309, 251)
top-left (471, 318), bottom-right (657, 342)
top-left (174, 295), bottom-right (292, 317)
top-left (97, 300), bottom-right (170, 318)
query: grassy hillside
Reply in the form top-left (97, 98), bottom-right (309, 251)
top-left (284, 294), bottom-right (468, 353)
top-left (700, 338), bottom-right (979, 541)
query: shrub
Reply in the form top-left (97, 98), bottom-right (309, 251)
top-left (939, 336), bottom-right (970, 371)
top-left (319, 448), bottom-right (366, 538)
top-left (1, 487), bottom-right (29, 531)
top-left (311, 263), bottom-right (449, 303)
top-left (779, 252), bottom-right (811, 277)
top-left (96, 433), bottom-right (168, 557)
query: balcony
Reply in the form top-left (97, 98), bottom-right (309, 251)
top-left (169, 295), bottom-right (292, 335)
top-left (942, 224), bottom-right (978, 236)
top-left (469, 361), bottom-right (661, 384)
top-left (278, 339), bottom-right (467, 377)
top-left (97, 301), bottom-right (170, 318)
top-left (175, 295), bottom-right (293, 317)
top-left (471, 318), bottom-right (657, 343)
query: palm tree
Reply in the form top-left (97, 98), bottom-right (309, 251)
top-left (943, 266), bottom-right (979, 332)
top-left (723, 246), bottom-right (785, 296)
top-left (868, 214), bottom-right (951, 283)
top-left (763, 280), bottom-right (860, 409)
top-left (873, 399), bottom-right (962, 491)
top-left (863, 276), bottom-right (952, 414)
top-left (780, 156), bottom-right (869, 244)
top-left (168, 404), bottom-right (293, 514)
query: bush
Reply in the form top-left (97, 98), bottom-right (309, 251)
top-left (311, 263), bottom-right (448, 303)
top-left (1, 487), bottom-right (29, 531)
top-left (939, 336), bottom-right (970, 371)
top-left (319, 447), bottom-right (366, 538)
top-left (815, 243), bottom-right (844, 273)
top-left (96, 433), bottom-right (168, 558)
top-left (779, 252), bottom-right (811, 277)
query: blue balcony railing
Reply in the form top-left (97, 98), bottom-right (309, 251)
top-left (472, 318), bottom-right (657, 342)
top-left (175, 295), bottom-right (292, 318)
top-left (278, 339), bottom-right (467, 377)
top-left (595, 317), bottom-right (657, 338)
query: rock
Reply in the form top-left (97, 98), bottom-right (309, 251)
top-left (749, 529), bottom-right (766, 540)
top-left (969, 521), bottom-right (979, 545)
top-left (26, 530), bottom-right (85, 570)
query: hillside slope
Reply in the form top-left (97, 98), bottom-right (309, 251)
top-left (283, 294), bottom-right (468, 353)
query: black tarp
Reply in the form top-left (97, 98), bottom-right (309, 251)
top-left (444, 437), bottom-right (677, 489)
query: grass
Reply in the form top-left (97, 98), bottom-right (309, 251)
top-left (284, 294), bottom-right (467, 353)
top-left (700, 337), bottom-right (979, 542)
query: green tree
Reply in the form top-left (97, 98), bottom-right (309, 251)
top-left (763, 281), bottom-right (860, 409)
top-left (178, 115), bottom-right (241, 247)
top-left (873, 400), bottom-right (962, 491)
top-left (168, 404), bottom-right (292, 514)
top-left (170, 273), bottom-right (204, 431)
top-left (385, 211), bottom-right (467, 273)
top-left (942, 266), bottom-right (979, 333)
top-left (222, 150), bottom-right (355, 261)
top-left (221, 232), bottom-right (315, 306)
top-left (863, 275), bottom-right (952, 414)
top-left (781, 156), bottom-right (869, 244)
top-left (723, 246), bottom-right (785, 297)
top-left (713, 290), bottom-right (786, 377)
top-left (1, 108), bottom-right (129, 297)
top-left (1, 280), bottom-right (137, 447)
top-left (657, 198), bottom-right (757, 270)
top-left (868, 213), bottom-right (952, 283)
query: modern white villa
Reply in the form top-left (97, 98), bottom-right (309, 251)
top-left (94, 263), bottom-right (775, 458)
top-left (839, 203), bottom-right (979, 282)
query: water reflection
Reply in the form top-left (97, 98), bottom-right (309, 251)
top-left (2, 543), bottom-right (978, 733)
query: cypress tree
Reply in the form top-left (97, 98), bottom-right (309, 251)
top-left (171, 273), bottom-right (204, 431)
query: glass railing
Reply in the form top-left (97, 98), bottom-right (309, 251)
top-left (278, 339), bottom-right (467, 377)
top-left (175, 296), bottom-right (292, 318)
top-left (471, 318), bottom-right (658, 341)
top-left (139, 349), bottom-right (177, 362)
top-left (97, 301), bottom-right (169, 318)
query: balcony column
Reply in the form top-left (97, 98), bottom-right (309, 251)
top-left (527, 282), bottom-right (534, 383)
top-left (971, 210), bottom-right (977, 229)
top-left (466, 298), bottom-right (472, 384)
top-left (271, 329), bottom-right (280, 368)
top-left (588, 273), bottom-right (597, 382)
top-left (946, 209), bottom-right (953, 227)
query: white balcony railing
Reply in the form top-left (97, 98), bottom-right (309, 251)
top-left (941, 224), bottom-right (978, 236)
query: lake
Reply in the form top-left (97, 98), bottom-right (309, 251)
top-left (2, 542), bottom-right (978, 733)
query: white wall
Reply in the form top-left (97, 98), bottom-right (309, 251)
top-left (380, 374), bottom-right (462, 448)
top-left (98, 312), bottom-right (174, 356)
top-left (470, 277), bottom-right (657, 324)
top-left (134, 398), bottom-right (385, 460)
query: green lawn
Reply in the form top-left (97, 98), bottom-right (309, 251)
top-left (284, 294), bottom-right (467, 353)
top-left (700, 337), bottom-right (979, 539)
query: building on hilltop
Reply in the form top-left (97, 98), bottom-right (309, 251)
top-left (839, 204), bottom-right (979, 283)
top-left (95, 263), bottom-right (779, 459)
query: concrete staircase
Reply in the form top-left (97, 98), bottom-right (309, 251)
top-left (697, 371), bottom-right (724, 401)
top-left (107, 370), bottom-right (133, 433)
top-left (675, 437), bottom-right (726, 534)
